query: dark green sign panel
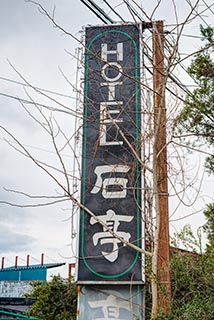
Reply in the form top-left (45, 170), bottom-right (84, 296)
top-left (78, 24), bottom-right (143, 282)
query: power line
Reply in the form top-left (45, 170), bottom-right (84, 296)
top-left (171, 32), bottom-right (205, 39)
top-left (79, 0), bottom-right (209, 101)
top-left (120, 0), bottom-right (194, 97)
top-left (143, 38), bottom-right (193, 97)
top-left (80, 0), bottom-right (108, 24)
top-left (0, 92), bottom-right (76, 116)
top-left (87, 0), bottom-right (114, 23)
top-left (101, 0), bottom-right (125, 22)
top-left (123, 0), bottom-right (146, 22)
top-left (80, 0), bottom-right (190, 100)
top-left (202, 0), bottom-right (214, 15)
top-left (185, 0), bottom-right (212, 28)
top-left (80, 0), bottom-right (114, 24)
top-left (0, 138), bottom-right (74, 158)
top-left (0, 76), bottom-right (76, 100)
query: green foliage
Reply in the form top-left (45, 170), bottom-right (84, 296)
top-left (25, 274), bottom-right (77, 320)
top-left (178, 25), bottom-right (214, 172)
top-left (200, 25), bottom-right (214, 44)
top-left (170, 252), bottom-right (214, 319)
top-left (145, 224), bottom-right (214, 319)
top-left (171, 224), bottom-right (201, 252)
top-left (169, 225), bottom-right (214, 319)
top-left (203, 203), bottom-right (214, 250)
top-left (173, 25), bottom-right (214, 318)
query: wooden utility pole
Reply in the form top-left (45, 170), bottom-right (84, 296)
top-left (153, 20), bottom-right (171, 313)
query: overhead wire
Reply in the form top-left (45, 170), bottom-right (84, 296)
top-left (125, 2), bottom-right (194, 93)
top-left (80, 0), bottom-right (114, 24)
top-left (0, 92), bottom-right (76, 116)
top-left (123, 0), bottom-right (145, 21)
top-left (122, 0), bottom-right (205, 96)
top-left (124, 1), bottom-right (194, 97)
top-left (79, 0), bottom-right (213, 102)
top-left (0, 76), bottom-right (76, 100)
top-left (201, 0), bottom-right (214, 15)
top-left (185, 0), bottom-right (213, 27)
top-left (0, 137), bottom-right (74, 158)
top-left (129, 0), bottom-right (213, 93)
top-left (80, 0), bottom-right (108, 24)
top-left (3, 0), bottom-right (206, 120)
top-left (80, 0), bottom-right (191, 100)
top-left (101, 0), bottom-right (125, 22)
top-left (87, 0), bottom-right (115, 23)
top-left (171, 32), bottom-right (206, 39)
top-left (142, 36), bottom-right (193, 97)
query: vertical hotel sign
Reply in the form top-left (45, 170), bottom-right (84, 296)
top-left (78, 24), bottom-right (143, 282)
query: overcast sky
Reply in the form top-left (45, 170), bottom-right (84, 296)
top-left (0, 0), bottom-right (213, 278)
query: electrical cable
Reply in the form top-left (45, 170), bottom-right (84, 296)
top-left (123, 0), bottom-right (212, 93)
top-left (87, 0), bottom-right (114, 23)
top-left (0, 92), bottom-right (76, 116)
top-left (122, 0), bottom-right (194, 97)
top-left (0, 76), bottom-right (76, 100)
top-left (80, 0), bottom-right (109, 24)
top-left (80, 0), bottom-right (114, 24)
top-left (171, 32), bottom-right (205, 39)
top-left (80, 0), bottom-right (191, 101)
top-left (185, 0), bottom-right (211, 27)
top-left (79, 0), bottom-right (211, 101)
top-left (102, 0), bottom-right (125, 22)
top-left (202, 0), bottom-right (214, 15)
top-left (123, 0), bottom-right (146, 22)
top-left (143, 40), bottom-right (193, 97)
top-left (0, 138), bottom-right (74, 158)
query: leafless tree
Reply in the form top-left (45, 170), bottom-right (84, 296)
top-left (0, 0), bottom-right (213, 319)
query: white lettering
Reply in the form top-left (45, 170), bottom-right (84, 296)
top-left (101, 62), bottom-right (123, 82)
top-left (90, 209), bottom-right (133, 262)
top-left (100, 101), bottom-right (123, 146)
top-left (100, 101), bottom-right (123, 124)
top-left (100, 42), bottom-right (124, 147)
top-left (90, 165), bottom-right (130, 198)
top-left (100, 81), bottom-right (122, 101)
top-left (101, 43), bottom-right (123, 61)
top-left (88, 292), bottom-right (130, 319)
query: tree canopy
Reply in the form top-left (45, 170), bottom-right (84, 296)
top-left (25, 275), bottom-right (77, 320)
top-left (171, 25), bottom-right (214, 319)
top-left (178, 25), bottom-right (214, 173)
top-left (169, 227), bottom-right (214, 320)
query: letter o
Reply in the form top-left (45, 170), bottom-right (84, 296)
top-left (101, 62), bottom-right (122, 82)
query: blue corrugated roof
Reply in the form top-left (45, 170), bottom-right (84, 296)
top-left (0, 262), bottom-right (66, 281)
top-left (0, 262), bottom-right (65, 272)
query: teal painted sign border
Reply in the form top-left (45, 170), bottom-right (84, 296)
top-left (81, 28), bottom-right (141, 279)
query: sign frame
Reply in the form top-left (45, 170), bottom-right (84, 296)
top-left (78, 24), bottom-right (144, 283)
